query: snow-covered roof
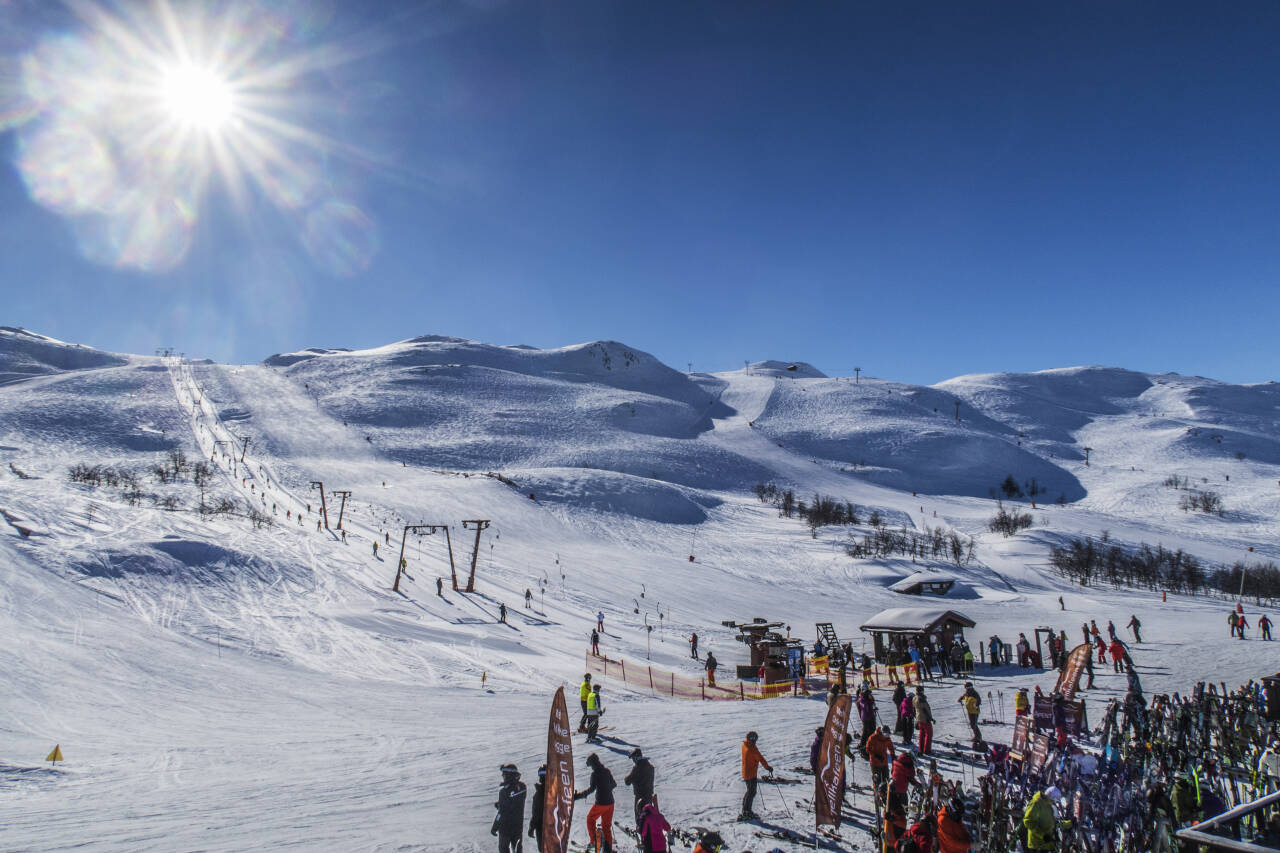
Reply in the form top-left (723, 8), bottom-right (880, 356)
top-left (859, 607), bottom-right (975, 633)
top-left (888, 571), bottom-right (957, 592)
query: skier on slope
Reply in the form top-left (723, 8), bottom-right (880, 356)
top-left (1109, 638), bottom-right (1126, 673)
top-left (690, 632), bottom-right (698, 659)
top-left (624, 748), bottom-right (656, 829)
top-left (865, 725), bottom-right (895, 804)
top-left (574, 753), bottom-right (616, 853)
top-left (958, 682), bottom-right (982, 744)
top-left (591, 629), bottom-right (600, 657)
top-left (1238, 613), bottom-right (1250, 640)
top-left (705, 652), bottom-right (718, 687)
top-left (888, 751), bottom-right (919, 817)
top-left (1261, 614), bottom-right (1273, 640)
top-left (1127, 614), bottom-right (1142, 642)
top-left (738, 730), bottom-right (773, 821)
top-left (855, 685), bottom-right (878, 753)
top-left (578, 674), bottom-right (592, 732)
top-left (913, 686), bottom-right (934, 755)
top-left (491, 764), bottom-right (527, 853)
top-left (898, 687), bottom-right (916, 746)
top-left (585, 684), bottom-right (605, 743)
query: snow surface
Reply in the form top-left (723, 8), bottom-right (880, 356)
top-left (2, 332), bottom-right (1278, 851)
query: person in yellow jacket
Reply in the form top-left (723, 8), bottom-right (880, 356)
top-left (957, 682), bottom-right (982, 743)
top-left (578, 674), bottom-right (592, 732)
top-left (1015, 687), bottom-right (1030, 718)
top-left (1022, 788), bottom-right (1059, 850)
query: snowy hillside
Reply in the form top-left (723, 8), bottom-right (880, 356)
top-left (2, 328), bottom-right (1278, 851)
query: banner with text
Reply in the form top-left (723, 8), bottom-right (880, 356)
top-left (815, 693), bottom-right (852, 827)
top-left (1053, 644), bottom-right (1091, 701)
top-left (543, 687), bottom-right (575, 853)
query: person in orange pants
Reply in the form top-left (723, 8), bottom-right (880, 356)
top-left (574, 753), bottom-right (617, 852)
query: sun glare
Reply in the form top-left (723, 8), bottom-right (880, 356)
top-left (159, 64), bottom-right (234, 131)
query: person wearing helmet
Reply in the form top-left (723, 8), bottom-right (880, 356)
top-left (492, 764), bottom-right (527, 853)
top-left (958, 682), bottom-right (982, 744)
top-left (692, 830), bottom-right (724, 853)
top-left (574, 753), bottom-right (617, 853)
top-left (585, 684), bottom-right (605, 743)
top-left (937, 798), bottom-right (972, 853)
top-left (913, 686), bottom-right (934, 755)
top-left (527, 766), bottom-right (546, 849)
top-left (1022, 788), bottom-right (1059, 851)
top-left (865, 725), bottom-right (895, 804)
top-left (739, 731), bottom-right (772, 821)
top-left (624, 747), bottom-right (656, 829)
top-left (637, 801), bottom-right (671, 853)
top-left (578, 674), bottom-right (592, 732)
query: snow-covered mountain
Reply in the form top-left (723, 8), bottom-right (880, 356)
top-left (2, 327), bottom-right (1276, 851)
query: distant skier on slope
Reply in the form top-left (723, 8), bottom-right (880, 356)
top-left (705, 652), bottom-right (718, 686)
top-left (492, 764), bottom-right (527, 853)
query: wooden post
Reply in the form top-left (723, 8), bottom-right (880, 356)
top-left (671, 673), bottom-right (675, 696)
top-left (649, 666), bottom-right (654, 690)
top-left (701, 679), bottom-right (705, 700)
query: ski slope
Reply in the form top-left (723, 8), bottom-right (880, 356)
top-left (1, 327), bottom-right (1277, 851)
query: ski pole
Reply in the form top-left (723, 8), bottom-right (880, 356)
top-left (770, 776), bottom-right (793, 819)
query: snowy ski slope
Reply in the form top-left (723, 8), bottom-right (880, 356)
top-left (1, 327), bottom-right (1277, 851)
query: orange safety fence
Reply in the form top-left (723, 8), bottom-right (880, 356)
top-left (585, 653), bottom-right (924, 701)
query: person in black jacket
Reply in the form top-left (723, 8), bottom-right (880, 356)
top-left (625, 748), bottom-right (656, 829)
top-left (574, 753), bottom-right (616, 853)
top-left (492, 764), bottom-right (527, 853)
top-left (528, 765), bottom-right (545, 849)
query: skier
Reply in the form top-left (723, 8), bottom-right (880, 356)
top-left (638, 801), bottom-right (671, 853)
top-left (937, 798), bottom-right (972, 853)
top-left (690, 632), bottom-right (698, 659)
top-left (1083, 640), bottom-right (1096, 689)
top-left (591, 629), bottom-right (600, 657)
top-left (1096, 635), bottom-right (1107, 664)
top-left (1109, 638), bottom-right (1125, 673)
top-left (891, 681), bottom-right (907, 734)
top-left (1228, 610), bottom-right (1239, 638)
top-left (578, 674), bottom-right (593, 732)
top-left (962, 642), bottom-right (974, 675)
top-left (1052, 693), bottom-right (1069, 748)
top-left (437, 577), bottom-right (444, 596)
top-left (888, 751), bottom-right (918, 817)
top-left (855, 685), bottom-right (878, 751)
top-left (1261, 614), bottom-right (1273, 640)
top-left (987, 635), bottom-right (1001, 669)
top-left (898, 686), bottom-right (916, 746)
top-left (958, 682), bottom-right (982, 744)
top-left (528, 766), bottom-right (545, 849)
top-left (865, 725), bottom-right (895, 803)
top-left (574, 753), bottom-right (616, 853)
top-left (597, 611), bottom-right (605, 632)
top-left (1238, 613), bottom-right (1250, 640)
top-left (624, 747), bottom-right (655, 829)
top-left (1022, 788), bottom-right (1059, 851)
top-left (1127, 614), bottom-right (1142, 642)
top-left (1058, 595), bottom-right (1065, 611)
top-left (1015, 687), bottom-right (1030, 718)
top-left (1016, 633), bottom-right (1030, 668)
top-left (499, 603), bottom-right (507, 624)
top-left (525, 588), bottom-right (532, 608)
top-left (913, 686), bottom-right (934, 755)
top-left (908, 643), bottom-right (924, 681)
top-left (491, 764), bottom-right (527, 853)
top-left (808, 727), bottom-right (824, 774)
top-left (705, 652), bottom-right (718, 687)
top-left (372, 541), bottom-right (378, 557)
top-left (738, 730), bottom-right (772, 821)
top-left (585, 684), bottom-right (604, 742)
top-left (1106, 620), bottom-right (1117, 641)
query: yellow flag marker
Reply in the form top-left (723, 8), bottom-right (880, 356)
top-left (46, 744), bottom-right (63, 764)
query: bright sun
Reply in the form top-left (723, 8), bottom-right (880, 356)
top-left (158, 64), bottom-right (234, 131)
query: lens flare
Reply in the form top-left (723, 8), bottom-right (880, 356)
top-left (2, 0), bottom-right (385, 275)
top-left (158, 63), bottom-right (234, 131)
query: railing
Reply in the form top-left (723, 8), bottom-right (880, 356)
top-left (585, 653), bottom-right (925, 701)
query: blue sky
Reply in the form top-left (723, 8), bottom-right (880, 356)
top-left (3, 1), bottom-right (1279, 385)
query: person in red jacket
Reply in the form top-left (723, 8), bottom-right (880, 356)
top-left (901, 815), bottom-right (936, 852)
top-left (739, 731), bottom-right (772, 821)
top-left (937, 799), bottom-right (973, 853)
top-left (888, 752), bottom-right (919, 817)
top-left (1109, 639), bottom-right (1125, 673)
top-left (865, 725), bottom-right (896, 804)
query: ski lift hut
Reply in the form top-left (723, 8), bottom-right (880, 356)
top-left (723, 618), bottom-right (803, 683)
top-left (857, 607), bottom-right (976, 664)
top-left (888, 571), bottom-right (957, 597)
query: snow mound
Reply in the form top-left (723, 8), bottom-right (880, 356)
top-left (0, 326), bottom-right (127, 385)
top-left (507, 468), bottom-right (719, 524)
top-left (748, 360), bottom-right (827, 379)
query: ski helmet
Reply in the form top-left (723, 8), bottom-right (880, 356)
top-left (501, 763), bottom-right (519, 777)
top-left (584, 673), bottom-right (591, 681)
top-left (746, 730), bottom-right (758, 742)
top-left (586, 753), bottom-right (599, 767)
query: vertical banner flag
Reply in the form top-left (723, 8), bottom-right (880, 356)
top-left (543, 686), bottom-right (575, 853)
top-left (815, 693), bottom-right (852, 827)
top-left (1054, 644), bottom-right (1090, 701)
